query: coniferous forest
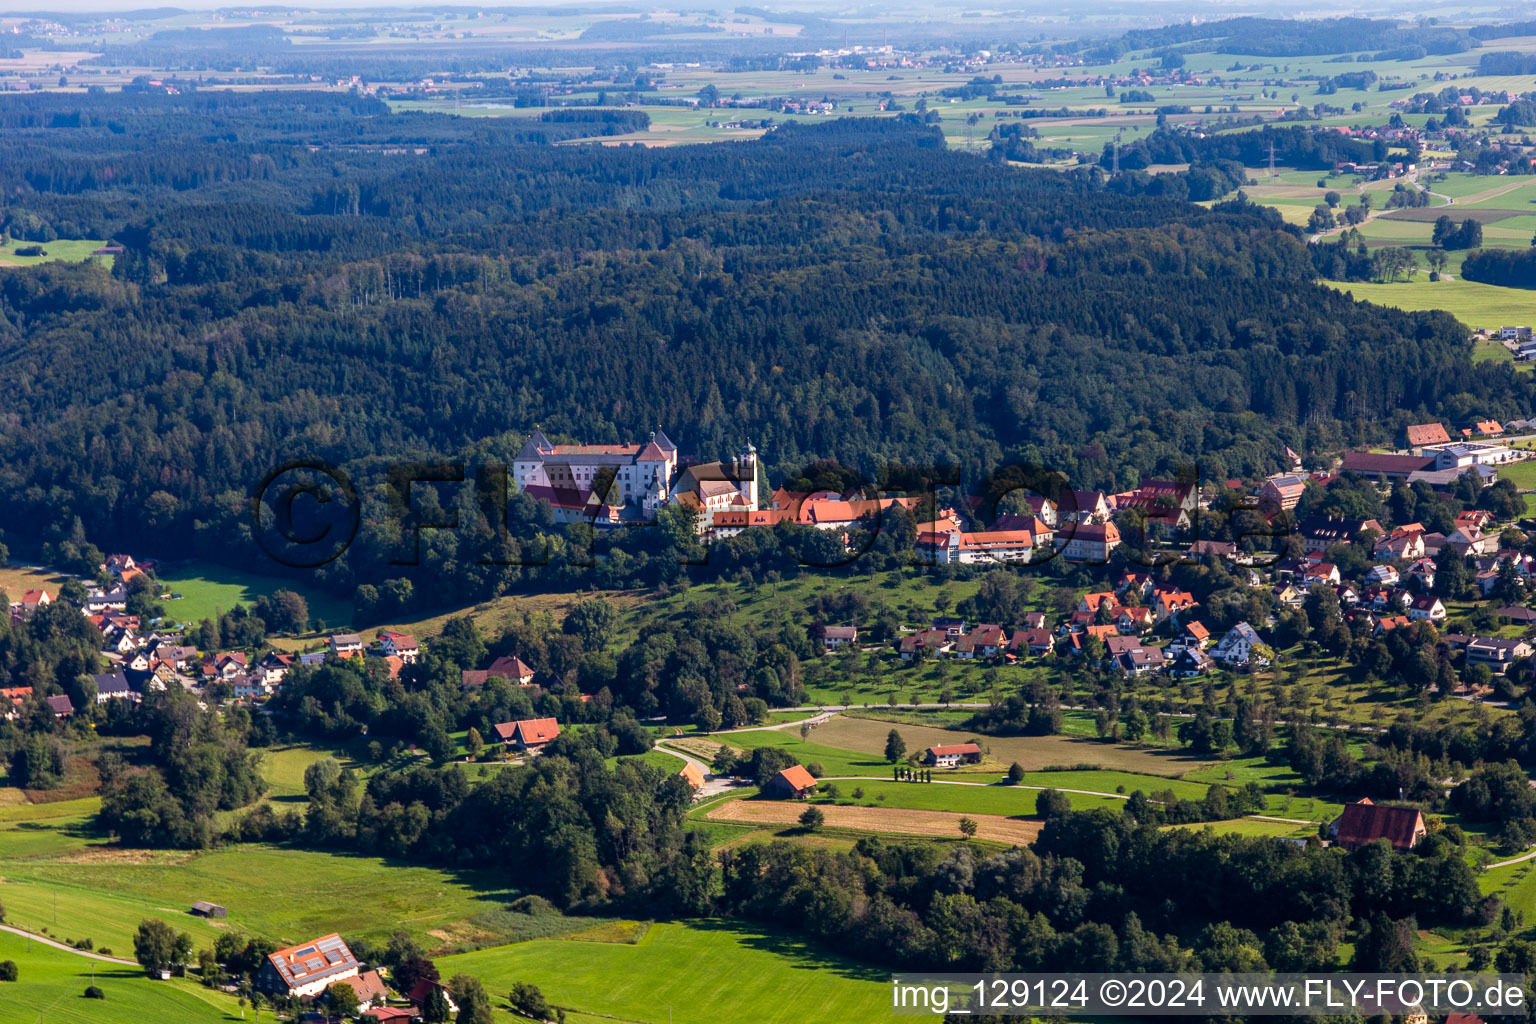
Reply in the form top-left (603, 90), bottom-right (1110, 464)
top-left (0, 90), bottom-right (1527, 609)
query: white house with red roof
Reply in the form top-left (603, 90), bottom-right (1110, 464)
top-left (256, 933), bottom-right (361, 999)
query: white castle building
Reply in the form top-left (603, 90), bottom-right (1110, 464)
top-left (513, 428), bottom-right (758, 525)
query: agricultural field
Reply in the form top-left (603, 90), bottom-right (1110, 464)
top-left (0, 930), bottom-right (243, 1024)
top-left (704, 796), bottom-right (1044, 845)
top-left (439, 919), bottom-right (892, 1024)
top-left (0, 827), bottom-right (524, 956)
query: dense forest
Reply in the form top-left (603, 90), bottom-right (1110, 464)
top-left (0, 92), bottom-right (1527, 612)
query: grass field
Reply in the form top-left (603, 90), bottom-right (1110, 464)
top-left (153, 559), bottom-right (352, 631)
top-left (0, 238), bottom-right (110, 268)
top-left (810, 714), bottom-right (1216, 777)
top-left (1327, 278), bottom-right (1536, 330)
top-left (0, 838), bottom-right (521, 956)
top-left (0, 930), bottom-right (242, 1024)
top-left (439, 919), bottom-right (892, 1024)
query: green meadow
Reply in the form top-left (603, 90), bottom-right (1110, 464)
top-left (439, 919), bottom-right (892, 1024)
top-left (0, 930), bottom-right (242, 1024)
top-left (152, 559), bottom-right (353, 631)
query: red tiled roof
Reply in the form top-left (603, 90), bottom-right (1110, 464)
top-left (773, 765), bottom-right (818, 791)
top-left (1405, 423), bottom-right (1451, 446)
top-left (1333, 800), bottom-right (1424, 850)
top-left (927, 743), bottom-right (981, 756)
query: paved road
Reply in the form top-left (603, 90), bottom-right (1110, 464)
top-left (652, 741), bottom-right (740, 800)
top-left (0, 924), bottom-right (137, 965)
top-left (1485, 846), bottom-right (1536, 870)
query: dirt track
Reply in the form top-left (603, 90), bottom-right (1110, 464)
top-left (706, 799), bottom-right (1042, 845)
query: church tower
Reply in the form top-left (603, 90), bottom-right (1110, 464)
top-left (737, 440), bottom-right (759, 511)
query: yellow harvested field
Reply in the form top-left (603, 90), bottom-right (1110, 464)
top-left (707, 798), bottom-right (1042, 845)
top-left (817, 715), bottom-right (1212, 777)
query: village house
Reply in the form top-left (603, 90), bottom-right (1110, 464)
top-left (763, 764), bottom-right (818, 799)
top-left (1353, 566), bottom-right (1395, 594)
top-left (257, 651), bottom-right (295, 686)
top-left (1447, 526), bottom-right (1499, 558)
top-left (924, 743), bottom-right (982, 768)
top-left (1213, 622), bottom-right (1267, 669)
top-left (104, 553), bottom-right (137, 576)
top-left (1118, 646), bottom-right (1166, 676)
top-left (376, 632), bottom-right (419, 664)
top-left (1116, 606), bottom-right (1154, 635)
top-left (1, 686), bottom-right (32, 721)
top-left (1170, 647), bottom-right (1214, 677)
top-left (917, 526), bottom-right (1046, 565)
top-left (45, 694), bottom-right (73, 718)
top-left (1063, 490), bottom-right (1112, 523)
top-left (1181, 621), bottom-right (1211, 649)
top-left (953, 624), bottom-right (1007, 659)
top-left (1152, 589), bottom-right (1197, 622)
top-left (1407, 595), bottom-right (1446, 622)
top-left (338, 969), bottom-right (390, 1012)
top-left (462, 654), bottom-right (537, 688)
top-left (1330, 799), bottom-right (1426, 852)
top-left (492, 717), bottom-right (561, 753)
top-left (1303, 562), bottom-right (1342, 587)
top-left (821, 625), bottom-right (858, 649)
top-left (1010, 627), bottom-right (1055, 658)
top-left (899, 629), bottom-right (951, 660)
top-left (92, 671), bottom-right (137, 704)
top-left (407, 979), bottom-right (458, 1015)
top-left (1186, 539), bottom-right (1240, 564)
top-left (256, 933), bottom-right (362, 1000)
top-left (14, 589), bottom-right (52, 621)
top-left (328, 633), bottom-right (364, 659)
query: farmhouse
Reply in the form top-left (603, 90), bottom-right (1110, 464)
top-left (462, 655), bottom-right (536, 688)
top-left (338, 969), bottom-right (390, 1010)
top-left (678, 762), bottom-right (706, 790)
top-left (924, 743), bottom-right (982, 768)
top-left (1330, 799), bottom-right (1426, 852)
top-left (1403, 423), bottom-right (1451, 447)
top-left (376, 633), bottom-right (420, 663)
top-left (763, 764), bottom-right (818, 799)
top-left (256, 933), bottom-right (361, 1000)
top-left (492, 717), bottom-right (561, 752)
top-left (821, 625), bottom-right (858, 648)
top-left (328, 633), bottom-right (363, 658)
